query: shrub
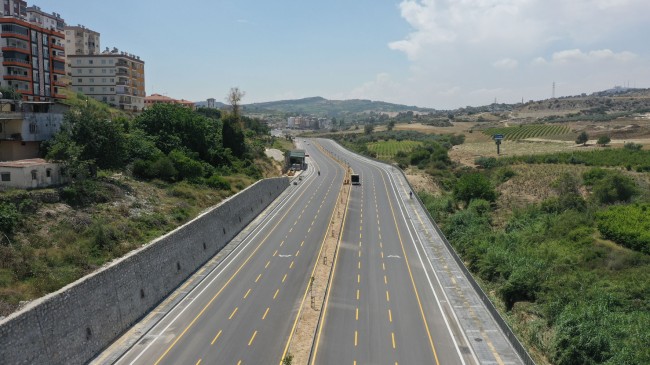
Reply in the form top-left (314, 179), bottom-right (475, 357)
top-left (575, 131), bottom-right (589, 145)
top-left (597, 135), bottom-right (611, 146)
top-left (592, 173), bottom-right (637, 204)
top-left (596, 204), bottom-right (650, 254)
top-left (623, 142), bottom-right (643, 151)
top-left (0, 202), bottom-right (20, 236)
top-left (206, 174), bottom-right (231, 191)
top-left (453, 173), bottom-right (497, 204)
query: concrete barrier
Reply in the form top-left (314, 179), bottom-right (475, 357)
top-left (0, 177), bottom-right (288, 365)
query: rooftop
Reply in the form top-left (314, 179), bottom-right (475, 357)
top-left (0, 158), bottom-right (49, 168)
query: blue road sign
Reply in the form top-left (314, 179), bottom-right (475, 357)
top-left (493, 134), bottom-right (504, 140)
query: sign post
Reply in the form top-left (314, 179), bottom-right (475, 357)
top-left (493, 134), bottom-right (504, 155)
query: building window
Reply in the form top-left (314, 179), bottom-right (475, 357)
top-left (89, 69), bottom-right (93, 74)
top-left (1, 172), bottom-right (10, 182)
top-left (102, 69), bottom-right (106, 74)
top-left (101, 59), bottom-right (106, 64)
top-left (77, 87), bottom-right (82, 92)
top-left (89, 60), bottom-right (93, 64)
top-left (46, 169), bottom-right (52, 178)
top-left (29, 123), bottom-right (37, 133)
top-left (110, 87), bottom-right (114, 92)
top-left (102, 78), bottom-right (106, 82)
top-left (110, 78), bottom-right (114, 82)
top-left (77, 78), bottom-right (82, 83)
top-left (76, 59), bottom-right (81, 64)
top-left (31, 170), bottom-right (37, 180)
top-left (90, 78), bottom-right (94, 83)
top-left (89, 87), bottom-right (94, 92)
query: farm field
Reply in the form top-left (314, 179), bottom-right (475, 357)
top-left (367, 139), bottom-right (421, 158)
top-left (482, 124), bottom-right (571, 140)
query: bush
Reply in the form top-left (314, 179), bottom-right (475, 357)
top-left (597, 135), bottom-right (611, 146)
top-left (592, 173), bottom-right (637, 204)
top-left (624, 142), bottom-right (643, 151)
top-left (596, 204), bottom-right (650, 254)
top-left (453, 173), bottom-right (497, 204)
top-left (0, 202), bottom-right (20, 236)
top-left (168, 150), bottom-right (205, 180)
top-left (206, 174), bottom-right (231, 191)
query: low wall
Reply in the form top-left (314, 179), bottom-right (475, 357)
top-left (0, 177), bottom-right (288, 365)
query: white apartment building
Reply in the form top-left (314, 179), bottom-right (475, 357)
top-left (25, 5), bottom-right (64, 31)
top-left (63, 25), bottom-right (99, 56)
top-left (69, 48), bottom-right (145, 111)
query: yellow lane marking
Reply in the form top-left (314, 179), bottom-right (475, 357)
top-left (358, 261), bottom-right (361, 269)
top-left (360, 233), bottom-right (362, 239)
top-left (265, 260), bottom-right (271, 268)
top-left (308, 227), bottom-right (311, 233)
top-left (358, 250), bottom-right (361, 258)
top-left (295, 249), bottom-right (300, 257)
top-left (290, 261), bottom-right (294, 269)
top-left (273, 250), bottom-right (278, 257)
top-left (210, 329), bottom-right (222, 345)
top-left (357, 289), bottom-right (360, 300)
top-left (243, 288), bottom-right (251, 299)
top-left (195, 359), bottom-right (202, 365)
top-left (301, 240), bottom-right (304, 247)
top-left (384, 275), bottom-right (388, 284)
top-left (282, 273), bottom-right (288, 283)
top-left (381, 252), bottom-right (384, 258)
top-left (382, 262), bottom-right (386, 271)
top-left (392, 332), bottom-right (396, 349)
top-left (210, 330), bottom-right (221, 346)
top-left (280, 240), bottom-right (284, 247)
top-left (262, 307), bottom-right (270, 320)
top-left (356, 307), bottom-right (359, 321)
top-left (229, 307), bottom-right (238, 319)
top-left (274, 289), bottom-right (279, 299)
top-left (248, 330), bottom-right (258, 346)
top-left (237, 361), bottom-right (242, 365)
top-left (308, 154), bottom-right (350, 365)
top-left (255, 274), bottom-right (262, 283)
top-left (357, 274), bottom-right (360, 283)
top-left (377, 169), bottom-right (440, 364)
top-left (380, 241), bottom-right (383, 248)
top-left (355, 330), bottom-right (358, 347)
top-left (289, 227), bottom-right (293, 232)
top-left (388, 309), bottom-right (393, 322)
top-left (386, 290), bottom-right (390, 302)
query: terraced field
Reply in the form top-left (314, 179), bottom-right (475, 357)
top-left (482, 124), bottom-right (571, 140)
top-left (367, 139), bottom-right (421, 158)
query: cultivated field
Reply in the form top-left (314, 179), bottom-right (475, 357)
top-left (367, 139), bottom-right (421, 158)
top-left (482, 125), bottom-right (571, 140)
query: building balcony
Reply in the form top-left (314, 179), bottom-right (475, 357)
top-left (2, 58), bottom-right (30, 66)
top-left (0, 33), bottom-right (30, 42)
top-left (3, 74), bottom-right (31, 82)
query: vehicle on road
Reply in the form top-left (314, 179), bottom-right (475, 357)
top-left (351, 174), bottom-right (360, 185)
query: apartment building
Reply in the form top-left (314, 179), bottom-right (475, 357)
top-left (0, 17), bottom-right (67, 101)
top-left (69, 48), bottom-right (145, 111)
top-left (25, 5), bottom-right (64, 31)
top-left (2, 0), bottom-right (27, 18)
top-left (145, 93), bottom-right (194, 109)
top-left (63, 25), bottom-right (99, 56)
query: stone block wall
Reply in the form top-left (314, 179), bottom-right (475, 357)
top-left (0, 177), bottom-right (288, 364)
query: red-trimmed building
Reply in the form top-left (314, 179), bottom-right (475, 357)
top-left (0, 17), bottom-right (66, 101)
top-left (145, 93), bottom-right (195, 109)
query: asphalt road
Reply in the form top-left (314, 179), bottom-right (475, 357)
top-left (111, 140), bottom-right (343, 365)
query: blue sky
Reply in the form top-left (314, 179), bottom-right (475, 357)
top-left (34, 0), bottom-right (650, 109)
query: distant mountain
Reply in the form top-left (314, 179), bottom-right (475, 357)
top-left (239, 96), bottom-right (435, 117)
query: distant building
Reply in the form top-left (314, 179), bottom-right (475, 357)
top-left (0, 17), bottom-right (67, 101)
top-left (25, 5), bottom-right (64, 31)
top-left (0, 98), bottom-right (66, 161)
top-left (207, 97), bottom-right (216, 108)
top-left (287, 117), bottom-right (295, 128)
top-left (2, 0), bottom-right (27, 18)
top-left (0, 158), bottom-right (66, 190)
top-left (68, 48), bottom-right (146, 111)
top-left (145, 93), bottom-right (194, 109)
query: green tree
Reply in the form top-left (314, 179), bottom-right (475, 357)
top-left (592, 172), bottom-right (637, 204)
top-left (222, 114), bottom-right (246, 158)
top-left (0, 202), bottom-right (20, 236)
top-left (387, 120), bottom-right (396, 131)
top-left (575, 131), bottom-right (589, 145)
top-left (453, 173), bottom-right (497, 204)
top-left (364, 124), bottom-right (374, 134)
top-left (597, 135), bottom-right (611, 146)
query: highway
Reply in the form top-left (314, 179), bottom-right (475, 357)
top-left (110, 140), bottom-right (343, 365)
top-left (100, 137), bottom-right (524, 365)
top-left (311, 139), bottom-right (523, 365)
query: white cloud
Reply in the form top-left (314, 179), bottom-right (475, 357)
top-left (377, 0), bottom-right (650, 108)
top-left (493, 58), bottom-right (519, 69)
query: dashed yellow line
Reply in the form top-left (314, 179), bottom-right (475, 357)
top-left (384, 275), bottom-right (388, 284)
top-left (262, 307), bottom-right (270, 320)
top-left (255, 274), bottom-right (262, 283)
top-left (392, 332), bottom-right (396, 349)
top-left (282, 273), bottom-right (288, 283)
top-left (295, 249), bottom-right (300, 257)
top-left (386, 290), bottom-right (390, 302)
top-left (273, 250), bottom-right (278, 257)
top-left (229, 307), bottom-right (238, 319)
top-left (301, 240), bottom-right (304, 247)
top-left (356, 307), bottom-right (359, 321)
top-left (243, 288), bottom-right (251, 299)
top-left (382, 262), bottom-right (386, 271)
top-left (354, 330), bottom-right (358, 347)
top-left (357, 274), bottom-right (360, 283)
top-left (210, 329), bottom-right (222, 345)
top-left (280, 240), bottom-right (285, 247)
top-left (195, 359), bottom-right (202, 365)
top-left (358, 261), bottom-right (361, 269)
top-left (388, 309), bottom-right (393, 322)
top-left (248, 330), bottom-right (258, 346)
top-left (265, 260), bottom-right (271, 269)
top-left (290, 261), bottom-right (294, 269)
top-left (274, 289), bottom-right (279, 299)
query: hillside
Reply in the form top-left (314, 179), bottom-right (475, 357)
top-left (241, 96), bottom-right (435, 117)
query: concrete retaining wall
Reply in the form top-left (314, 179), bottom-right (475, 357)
top-left (0, 177), bottom-right (288, 365)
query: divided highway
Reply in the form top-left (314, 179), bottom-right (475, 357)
top-left (108, 140), bottom-right (343, 365)
top-left (98, 138), bottom-right (524, 365)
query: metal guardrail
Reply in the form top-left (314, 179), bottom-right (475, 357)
top-left (323, 139), bottom-right (536, 365)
